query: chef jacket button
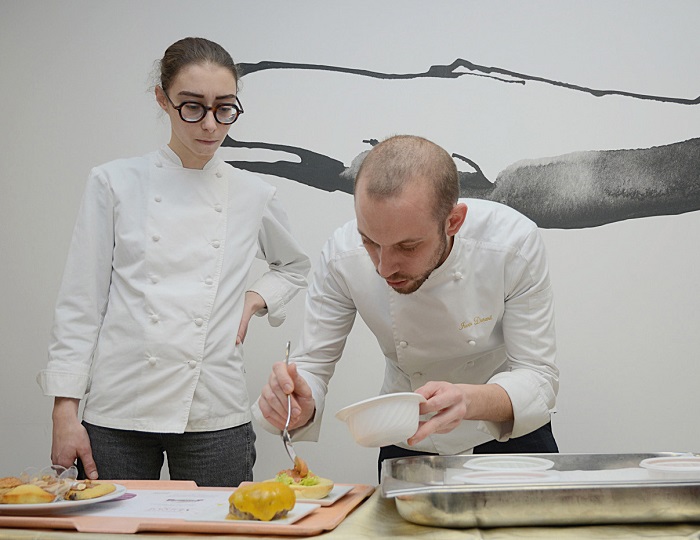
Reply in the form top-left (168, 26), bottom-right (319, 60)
top-left (148, 356), bottom-right (157, 366)
top-left (204, 277), bottom-right (214, 286)
top-left (150, 314), bottom-right (160, 323)
top-left (187, 360), bottom-right (197, 368)
top-left (214, 204), bottom-right (223, 212)
top-left (152, 234), bottom-right (160, 242)
top-left (155, 161), bottom-right (163, 168)
top-left (150, 274), bottom-right (159, 284)
top-left (399, 340), bottom-right (408, 348)
top-left (211, 240), bottom-right (221, 249)
top-left (454, 271), bottom-right (463, 280)
top-left (468, 340), bottom-right (476, 346)
top-left (194, 318), bottom-right (204, 326)
top-left (216, 171), bottom-right (223, 178)
top-left (466, 360), bottom-right (475, 367)
top-left (154, 195), bottom-right (162, 202)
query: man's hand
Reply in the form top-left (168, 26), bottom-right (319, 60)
top-left (236, 291), bottom-right (266, 344)
top-left (259, 362), bottom-right (315, 430)
top-left (51, 398), bottom-right (98, 480)
top-left (408, 381), bottom-right (513, 446)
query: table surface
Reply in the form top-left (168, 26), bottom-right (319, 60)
top-left (2, 486), bottom-right (700, 539)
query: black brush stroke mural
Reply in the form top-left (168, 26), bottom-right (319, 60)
top-left (239, 59), bottom-right (700, 105)
top-left (222, 138), bottom-right (348, 192)
top-left (223, 59), bottom-right (699, 229)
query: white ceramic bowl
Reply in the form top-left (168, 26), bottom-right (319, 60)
top-left (335, 392), bottom-right (426, 447)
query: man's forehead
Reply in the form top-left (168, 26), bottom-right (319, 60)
top-left (356, 196), bottom-right (436, 246)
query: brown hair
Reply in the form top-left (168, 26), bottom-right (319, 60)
top-left (355, 135), bottom-right (459, 223)
top-left (159, 37), bottom-right (239, 93)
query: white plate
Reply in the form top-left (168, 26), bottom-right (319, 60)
top-left (295, 483), bottom-right (353, 506)
top-left (639, 456), bottom-right (700, 476)
top-left (455, 471), bottom-right (556, 484)
top-left (463, 456), bottom-right (555, 471)
top-left (0, 484), bottom-right (127, 515)
top-left (188, 501), bottom-right (319, 525)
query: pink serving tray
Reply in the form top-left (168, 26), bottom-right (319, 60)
top-left (0, 479), bottom-right (375, 536)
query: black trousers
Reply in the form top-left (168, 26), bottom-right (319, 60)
top-left (378, 422), bottom-right (558, 482)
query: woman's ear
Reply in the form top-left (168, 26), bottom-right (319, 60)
top-left (154, 86), bottom-right (168, 112)
top-left (446, 202), bottom-right (468, 236)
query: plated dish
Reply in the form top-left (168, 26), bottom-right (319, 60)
top-left (295, 484), bottom-right (353, 506)
top-left (0, 484), bottom-right (127, 515)
top-left (189, 501), bottom-right (320, 525)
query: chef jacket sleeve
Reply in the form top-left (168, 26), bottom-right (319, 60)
top-left (483, 227), bottom-right (559, 441)
top-left (37, 169), bottom-right (115, 398)
top-left (252, 231), bottom-right (357, 440)
top-left (247, 190), bottom-right (311, 327)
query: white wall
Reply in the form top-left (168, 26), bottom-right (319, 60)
top-left (1, 0), bottom-right (698, 486)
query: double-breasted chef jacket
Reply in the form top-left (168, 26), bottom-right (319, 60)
top-left (253, 198), bottom-right (557, 455)
top-left (39, 146), bottom-right (310, 433)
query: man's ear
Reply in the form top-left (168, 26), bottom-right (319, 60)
top-left (445, 202), bottom-right (468, 236)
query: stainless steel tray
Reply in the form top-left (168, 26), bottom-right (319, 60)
top-left (381, 453), bottom-right (700, 528)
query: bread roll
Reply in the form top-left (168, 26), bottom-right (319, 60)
top-left (271, 473), bottom-right (334, 499)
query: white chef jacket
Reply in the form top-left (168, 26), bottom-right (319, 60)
top-left (38, 145), bottom-right (310, 433)
top-left (253, 198), bottom-right (557, 455)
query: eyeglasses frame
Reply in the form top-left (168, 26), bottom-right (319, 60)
top-left (162, 89), bottom-right (244, 125)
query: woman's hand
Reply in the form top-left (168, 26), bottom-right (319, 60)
top-left (51, 398), bottom-right (98, 479)
top-left (236, 291), bottom-right (267, 344)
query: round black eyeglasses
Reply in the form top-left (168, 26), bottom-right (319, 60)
top-left (164, 91), bottom-right (243, 125)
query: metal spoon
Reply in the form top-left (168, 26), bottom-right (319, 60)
top-left (280, 341), bottom-right (298, 465)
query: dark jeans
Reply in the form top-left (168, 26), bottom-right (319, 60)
top-left (378, 422), bottom-right (558, 482)
top-left (79, 421), bottom-right (256, 487)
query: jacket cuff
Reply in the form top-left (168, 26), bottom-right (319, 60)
top-left (489, 372), bottom-right (554, 439)
top-left (36, 370), bottom-right (90, 398)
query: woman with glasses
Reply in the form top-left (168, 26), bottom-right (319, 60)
top-left (38, 37), bottom-right (310, 487)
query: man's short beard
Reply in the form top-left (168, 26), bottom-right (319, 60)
top-left (388, 233), bottom-right (449, 295)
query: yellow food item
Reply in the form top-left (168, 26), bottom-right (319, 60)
top-left (65, 481), bottom-right (116, 501)
top-left (1, 484), bottom-right (55, 504)
top-left (228, 481), bottom-right (295, 521)
top-left (0, 477), bottom-right (22, 490)
top-left (0, 477), bottom-right (23, 497)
